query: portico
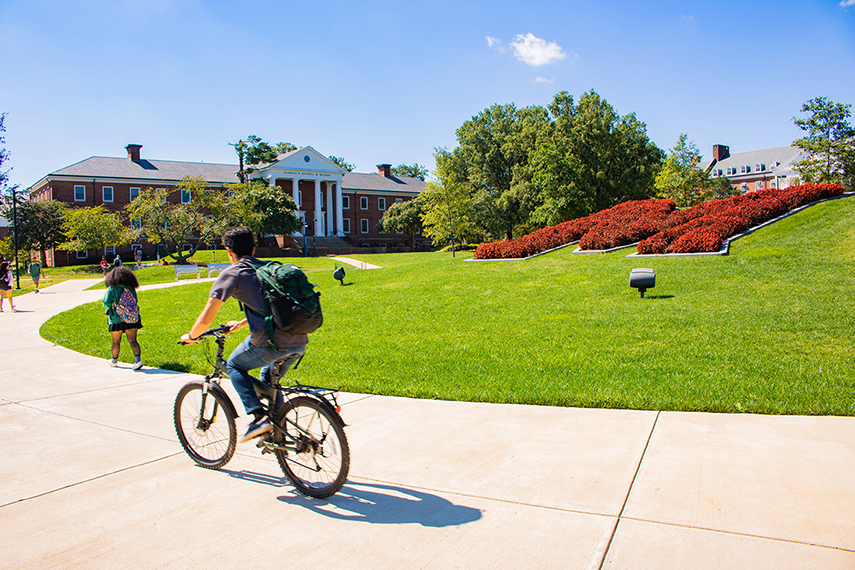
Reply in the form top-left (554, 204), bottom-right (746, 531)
top-left (250, 146), bottom-right (346, 237)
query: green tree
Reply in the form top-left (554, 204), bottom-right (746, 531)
top-left (5, 200), bottom-right (67, 267)
top-left (792, 96), bottom-right (855, 189)
top-left (381, 196), bottom-right (423, 251)
top-left (530, 90), bottom-right (663, 225)
top-left (232, 136), bottom-right (297, 181)
top-left (391, 163), bottom-right (428, 181)
top-left (420, 149), bottom-right (477, 256)
top-left (59, 206), bottom-right (135, 257)
top-left (328, 156), bottom-right (355, 172)
top-left (654, 134), bottom-right (712, 207)
top-left (220, 179), bottom-right (302, 244)
top-left (452, 102), bottom-right (550, 240)
top-left (124, 176), bottom-right (213, 262)
top-left (710, 175), bottom-right (739, 200)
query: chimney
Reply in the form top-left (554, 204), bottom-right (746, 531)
top-left (126, 144), bottom-right (142, 162)
top-left (377, 163), bottom-right (392, 177)
top-left (712, 144), bottom-right (729, 162)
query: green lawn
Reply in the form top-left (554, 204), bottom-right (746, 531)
top-left (40, 197), bottom-right (855, 415)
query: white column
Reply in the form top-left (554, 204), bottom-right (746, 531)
top-left (291, 178), bottom-right (301, 237)
top-left (326, 182), bottom-right (334, 237)
top-left (314, 180), bottom-right (322, 236)
top-left (335, 182), bottom-right (343, 236)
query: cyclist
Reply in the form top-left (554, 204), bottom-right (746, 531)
top-left (181, 227), bottom-right (308, 443)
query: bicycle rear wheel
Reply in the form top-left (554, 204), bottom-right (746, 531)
top-left (274, 396), bottom-right (349, 498)
top-left (174, 381), bottom-right (236, 469)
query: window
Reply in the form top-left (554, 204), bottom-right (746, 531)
top-left (181, 189), bottom-right (191, 204)
top-left (378, 197), bottom-right (386, 211)
top-left (395, 198), bottom-right (403, 204)
top-left (102, 186), bottom-right (114, 202)
top-left (104, 245), bottom-right (116, 257)
top-left (342, 218), bottom-right (351, 233)
top-left (74, 185), bottom-right (86, 202)
top-left (342, 196), bottom-right (350, 209)
top-left (75, 250), bottom-right (88, 259)
top-left (740, 183), bottom-right (749, 193)
top-left (130, 217), bottom-right (143, 229)
top-left (297, 191), bottom-right (302, 207)
top-left (360, 219), bottom-right (369, 233)
top-left (360, 196), bottom-right (368, 210)
top-left (740, 165), bottom-right (750, 174)
top-left (755, 181), bottom-right (763, 191)
top-left (130, 187), bottom-right (140, 201)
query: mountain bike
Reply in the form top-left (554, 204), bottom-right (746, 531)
top-left (174, 324), bottom-right (350, 498)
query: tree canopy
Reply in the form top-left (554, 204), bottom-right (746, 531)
top-left (381, 196), bottom-right (423, 251)
top-left (59, 206), bottom-right (135, 256)
top-left (328, 156), bottom-right (355, 172)
top-left (654, 133), bottom-right (712, 207)
top-left (3, 200), bottom-right (66, 266)
top-left (792, 96), bottom-right (855, 189)
top-left (220, 179), bottom-right (302, 242)
top-left (420, 149), bottom-right (478, 256)
top-left (391, 163), bottom-right (428, 181)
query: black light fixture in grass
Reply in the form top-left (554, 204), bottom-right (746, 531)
top-left (629, 268), bottom-right (655, 298)
top-left (333, 264), bottom-right (346, 285)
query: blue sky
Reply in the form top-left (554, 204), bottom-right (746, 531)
top-left (1, 0), bottom-right (853, 190)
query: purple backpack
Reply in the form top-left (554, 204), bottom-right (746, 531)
top-left (115, 289), bottom-right (140, 323)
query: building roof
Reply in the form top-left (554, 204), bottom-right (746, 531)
top-left (341, 172), bottom-right (425, 194)
top-left (40, 156), bottom-right (240, 186)
top-left (701, 145), bottom-right (804, 179)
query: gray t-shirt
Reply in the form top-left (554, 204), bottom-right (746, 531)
top-left (209, 257), bottom-right (308, 348)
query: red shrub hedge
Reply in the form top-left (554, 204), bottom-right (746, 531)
top-left (473, 184), bottom-right (844, 259)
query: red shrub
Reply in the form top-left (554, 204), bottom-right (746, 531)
top-left (666, 228), bottom-right (723, 254)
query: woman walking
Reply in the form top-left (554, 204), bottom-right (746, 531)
top-left (102, 266), bottom-right (143, 369)
top-left (29, 260), bottom-right (41, 292)
top-left (0, 261), bottom-right (15, 312)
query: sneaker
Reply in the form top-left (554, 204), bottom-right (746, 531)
top-left (109, 359), bottom-right (118, 368)
top-left (132, 361), bottom-right (144, 370)
top-left (239, 417), bottom-right (272, 443)
top-left (11, 307), bottom-right (16, 312)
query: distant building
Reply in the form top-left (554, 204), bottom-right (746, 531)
top-left (700, 144), bottom-right (805, 193)
top-left (26, 144), bottom-right (426, 265)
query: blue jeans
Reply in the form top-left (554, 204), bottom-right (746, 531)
top-left (226, 336), bottom-right (306, 417)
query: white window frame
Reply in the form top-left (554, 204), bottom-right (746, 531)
top-left (378, 197), bottom-right (386, 211)
top-left (755, 181), bottom-right (763, 191)
top-left (130, 187), bottom-right (140, 201)
top-left (342, 196), bottom-right (350, 209)
top-left (297, 191), bottom-right (302, 207)
top-left (342, 218), bottom-right (351, 234)
top-left (360, 196), bottom-right (368, 210)
top-left (74, 185), bottom-right (86, 202)
top-left (395, 198), bottom-right (403, 204)
top-left (360, 219), bottom-right (369, 233)
top-left (181, 189), bottom-right (191, 204)
top-left (75, 250), bottom-right (88, 259)
top-left (741, 183), bottom-right (750, 193)
top-left (102, 186), bottom-right (114, 203)
top-left (104, 245), bottom-right (116, 257)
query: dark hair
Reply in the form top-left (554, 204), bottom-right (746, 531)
top-left (104, 265), bottom-right (139, 289)
top-left (0, 261), bottom-right (8, 273)
top-left (222, 227), bottom-right (255, 257)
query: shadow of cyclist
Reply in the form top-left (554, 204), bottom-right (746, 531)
top-left (276, 480), bottom-right (482, 528)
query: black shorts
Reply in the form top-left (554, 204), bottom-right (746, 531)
top-left (108, 321), bottom-right (143, 332)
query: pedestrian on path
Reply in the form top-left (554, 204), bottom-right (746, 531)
top-left (29, 260), bottom-right (41, 292)
top-left (134, 248), bottom-right (142, 268)
top-left (102, 266), bottom-right (143, 370)
top-left (0, 261), bottom-right (15, 312)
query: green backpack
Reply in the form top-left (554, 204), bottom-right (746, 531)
top-left (243, 260), bottom-right (323, 341)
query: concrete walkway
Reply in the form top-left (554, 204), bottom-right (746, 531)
top-left (1, 280), bottom-right (853, 569)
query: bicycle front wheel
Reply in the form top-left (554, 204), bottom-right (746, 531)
top-left (174, 381), bottom-right (236, 469)
top-left (274, 396), bottom-right (350, 498)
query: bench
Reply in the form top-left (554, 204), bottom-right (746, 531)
top-left (207, 263), bottom-right (230, 278)
top-left (174, 264), bottom-right (202, 280)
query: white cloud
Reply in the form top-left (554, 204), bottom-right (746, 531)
top-left (510, 33), bottom-right (567, 66)
top-left (486, 36), bottom-right (506, 53)
top-left (841, 0), bottom-right (855, 6)
top-left (535, 76), bottom-right (555, 83)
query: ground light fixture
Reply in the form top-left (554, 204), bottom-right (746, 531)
top-left (629, 268), bottom-right (655, 298)
top-left (333, 265), bottom-right (346, 285)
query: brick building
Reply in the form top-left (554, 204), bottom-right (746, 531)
top-left (27, 144), bottom-right (426, 265)
top-left (701, 144), bottom-right (805, 193)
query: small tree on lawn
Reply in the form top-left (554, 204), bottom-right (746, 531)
top-left (381, 196), bottom-right (423, 251)
top-left (59, 206), bottom-right (135, 259)
top-left (125, 176), bottom-right (212, 262)
top-left (1, 200), bottom-right (67, 267)
top-left (655, 134), bottom-right (712, 207)
top-left (219, 179), bottom-right (302, 245)
top-left (420, 149), bottom-right (476, 257)
top-left (792, 96), bottom-right (855, 189)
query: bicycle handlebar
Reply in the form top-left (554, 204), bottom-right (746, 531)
top-left (177, 324), bottom-right (231, 345)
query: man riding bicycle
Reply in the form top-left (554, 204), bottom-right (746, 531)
top-left (181, 227), bottom-right (308, 443)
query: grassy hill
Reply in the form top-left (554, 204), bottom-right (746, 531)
top-left (41, 196), bottom-right (855, 415)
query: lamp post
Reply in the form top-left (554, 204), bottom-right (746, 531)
top-left (11, 187), bottom-right (20, 289)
